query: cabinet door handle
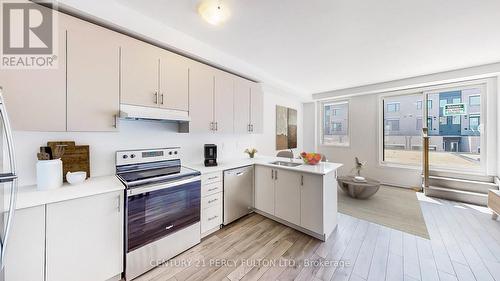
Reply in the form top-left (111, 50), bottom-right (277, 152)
top-left (165, 224), bottom-right (174, 230)
top-left (275, 170), bottom-right (278, 180)
top-left (215, 122), bottom-right (218, 131)
top-left (208, 215), bottom-right (219, 221)
top-left (250, 124), bottom-right (254, 132)
top-left (208, 198), bottom-right (218, 204)
top-left (160, 93), bottom-right (164, 105)
top-left (301, 175), bottom-right (304, 186)
top-left (210, 122), bottom-right (213, 131)
top-left (154, 91), bottom-right (158, 104)
top-left (117, 195), bottom-right (121, 212)
top-left (271, 169), bottom-right (274, 180)
top-left (208, 187), bottom-right (218, 192)
top-left (113, 114), bottom-right (118, 128)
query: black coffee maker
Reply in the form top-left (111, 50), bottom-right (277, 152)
top-left (204, 144), bottom-right (217, 167)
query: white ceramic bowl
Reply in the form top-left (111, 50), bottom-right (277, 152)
top-left (66, 171), bottom-right (87, 185)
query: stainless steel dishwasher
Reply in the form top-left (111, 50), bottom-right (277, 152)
top-left (223, 166), bottom-right (254, 225)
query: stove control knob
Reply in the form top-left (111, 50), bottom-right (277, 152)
top-left (130, 154), bottom-right (136, 159)
top-left (122, 155), bottom-right (128, 159)
top-left (174, 151), bottom-right (178, 155)
top-left (168, 151), bottom-right (173, 155)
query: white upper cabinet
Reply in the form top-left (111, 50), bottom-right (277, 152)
top-left (189, 63), bottom-right (215, 133)
top-left (234, 79), bottom-right (251, 134)
top-left (214, 70), bottom-right (234, 133)
top-left (250, 84), bottom-right (264, 134)
top-left (66, 16), bottom-right (120, 132)
top-left (121, 38), bottom-right (161, 108)
top-left (159, 52), bottom-right (189, 111)
top-left (0, 5), bottom-right (66, 131)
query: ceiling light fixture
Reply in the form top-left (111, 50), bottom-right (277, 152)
top-left (198, 0), bottom-right (230, 26)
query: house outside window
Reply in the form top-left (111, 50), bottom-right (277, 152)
top-left (321, 100), bottom-right (349, 146)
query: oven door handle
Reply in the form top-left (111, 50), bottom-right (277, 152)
top-left (127, 176), bottom-right (201, 197)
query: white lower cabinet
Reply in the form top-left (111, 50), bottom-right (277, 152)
top-left (254, 166), bottom-right (276, 215)
top-left (4, 191), bottom-right (124, 281)
top-left (4, 206), bottom-right (45, 281)
top-left (200, 171), bottom-right (223, 237)
top-left (254, 165), bottom-right (327, 238)
top-left (274, 169), bottom-right (301, 226)
top-left (46, 191), bottom-right (124, 281)
top-left (300, 173), bottom-right (324, 234)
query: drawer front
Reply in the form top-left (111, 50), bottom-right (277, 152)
top-left (202, 171), bottom-right (222, 185)
top-left (201, 205), bottom-right (222, 233)
top-left (202, 181), bottom-right (222, 197)
top-left (202, 192), bottom-right (222, 210)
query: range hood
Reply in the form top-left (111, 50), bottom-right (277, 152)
top-left (120, 104), bottom-right (190, 122)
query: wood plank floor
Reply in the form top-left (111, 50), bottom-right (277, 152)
top-left (135, 194), bottom-right (500, 281)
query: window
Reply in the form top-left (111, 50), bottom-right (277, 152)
top-left (417, 101), bottom-right (422, 110)
top-left (452, 97), bottom-right (461, 104)
top-left (321, 101), bottom-right (349, 146)
top-left (452, 116), bottom-right (461, 125)
top-left (333, 122), bottom-right (342, 131)
top-left (469, 115), bottom-right (480, 131)
top-left (387, 102), bottom-right (400, 112)
top-left (427, 117), bottom-right (433, 129)
top-left (440, 99), bottom-right (447, 107)
top-left (427, 100), bottom-right (433, 109)
top-left (469, 95), bottom-right (480, 106)
top-left (416, 118), bottom-right (423, 130)
top-left (385, 119), bottom-right (400, 131)
top-left (382, 93), bottom-right (422, 165)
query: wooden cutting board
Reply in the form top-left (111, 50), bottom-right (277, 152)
top-left (47, 141), bottom-right (90, 182)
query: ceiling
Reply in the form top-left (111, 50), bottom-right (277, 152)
top-left (117, 0), bottom-right (500, 98)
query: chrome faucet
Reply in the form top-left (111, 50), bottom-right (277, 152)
top-left (289, 149), bottom-right (294, 162)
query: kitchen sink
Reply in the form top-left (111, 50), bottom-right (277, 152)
top-left (269, 161), bottom-right (302, 167)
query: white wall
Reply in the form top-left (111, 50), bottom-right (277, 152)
top-left (254, 86), bottom-right (303, 157)
top-left (302, 102), bottom-right (317, 152)
top-left (13, 90), bottom-right (302, 186)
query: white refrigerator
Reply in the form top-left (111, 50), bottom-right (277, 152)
top-left (0, 87), bottom-right (18, 278)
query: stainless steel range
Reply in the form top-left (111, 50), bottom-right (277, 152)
top-left (116, 148), bottom-right (201, 280)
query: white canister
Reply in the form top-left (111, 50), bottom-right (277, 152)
top-left (36, 159), bottom-right (63, 190)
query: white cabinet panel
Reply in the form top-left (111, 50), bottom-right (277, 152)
top-left (0, 6), bottom-right (67, 131)
top-left (275, 169), bottom-right (301, 226)
top-left (214, 70), bottom-right (234, 133)
top-left (300, 173), bottom-right (324, 234)
top-left (121, 38), bottom-right (160, 108)
top-left (66, 16), bottom-right (120, 131)
top-left (254, 165), bottom-right (275, 215)
top-left (189, 63), bottom-right (214, 133)
top-left (201, 171), bottom-right (223, 185)
top-left (201, 205), bottom-right (222, 233)
top-left (250, 84), bottom-right (264, 134)
top-left (159, 52), bottom-right (189, 111)
top-left (46, 191), bottom-right (124, 281)
top-left (4, 206), bottom-right (45, 281)
top-left (233, 79), bottom-right (251, 134)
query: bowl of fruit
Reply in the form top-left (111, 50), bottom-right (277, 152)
top-left (300, 152), bottom-right (322, 165)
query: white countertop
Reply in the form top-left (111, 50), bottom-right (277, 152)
top-left (186, 155), bottom-right (343, 175)
top-left (12, 175), bottom-right (124, 210)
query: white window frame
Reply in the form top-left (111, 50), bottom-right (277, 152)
top-left (377, 78), bottom-right (493, 175)
top-left (318, 99), bottom-right (350, 147)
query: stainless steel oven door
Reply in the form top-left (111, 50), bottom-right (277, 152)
top-left (126, 176), bottom-right (201, 253)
